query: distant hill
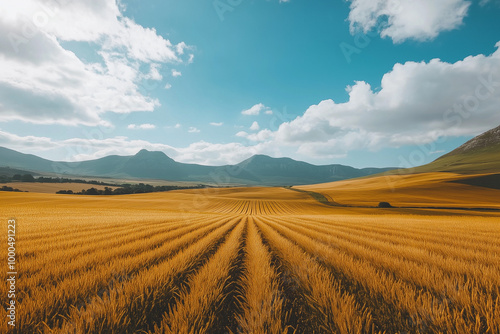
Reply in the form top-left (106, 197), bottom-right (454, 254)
top-left (236, 154), bottom-right (394, 185)
top-left (0, 166), bottom-right (40, 178)
top-left (0, 147), bottom-right (393, 186)
top-left (0, 147), bottom-right (55, 172)
top-left (410, 124), bottom-right (500, 174)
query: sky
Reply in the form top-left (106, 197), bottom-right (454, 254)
top-left (0, 0), bottom-right (500, 168)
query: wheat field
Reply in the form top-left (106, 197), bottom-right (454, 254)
top-left (1, 180), bottom-right (499, 334)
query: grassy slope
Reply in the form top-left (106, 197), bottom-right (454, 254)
top-left (409, 143), bottom-right (500, 174)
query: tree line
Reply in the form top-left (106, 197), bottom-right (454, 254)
top-left (57, 183), bottom-right (207, 195)
top-left (0, 173), bottom-right (115, 186)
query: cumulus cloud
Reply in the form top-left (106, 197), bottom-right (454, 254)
top-left (0, 0), bottom-right (189, 126)
top-left (4, 43), bottom-right (499, 165)
top-left (210, 122), bottom-right (223, 126)
top-left (188, 127), bottom-right (200, 133)
top-left (250, 121), bottom-right (260, 131)
top-left (347, 0), bottom-right (471, 43)
top-left (241, 103), bottom-right (272, 116)
top-left (275, 43), bottom-right (500, 158)
top-left (127, 123), bottom-right (156, 130)
top-left (171, 69), bottom-right (182, 77)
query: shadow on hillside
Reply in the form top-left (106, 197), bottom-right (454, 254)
top-left (451, 173), bottom-right (500, 190)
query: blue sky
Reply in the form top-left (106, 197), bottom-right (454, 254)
top-left (1, 0), bottom-right (500, 168)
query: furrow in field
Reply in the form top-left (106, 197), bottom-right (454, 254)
top-left (236, 217), bottom-right (289, 334)
top-left (269, 216), bottom-right (500, 287)
top-left (153, 218), bottom-right (246, 334)
top-left (52, 217), bottom-right (239, 334)
top-left (283, 215), bottom-right (500, 264)
top-left (21, 217), bottom-right (236, 334)
top-left (18, 219), bottom-right (159, 259)
top-left (268, 215), bottom-right (500, 327)
top-left (291, 214), bottom-right (500, 249)
top-left (264, 218), bottom-right (496, 333)
top-left (255, 217), bottom-right (373, 334)
top-left (20, 217), bottom-right (206, 274)
top-left (17, 218), bottom-right (144, 243)
top-left (20, 217), bottom-right (221, 297)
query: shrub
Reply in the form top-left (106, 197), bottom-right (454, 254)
top-left (378, 202), bottom-right (393, 208)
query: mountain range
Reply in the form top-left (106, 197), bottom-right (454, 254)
top-left (0, 147), bottom-right (394, 186)
top-left (2, 124), bottom-right (499, 186)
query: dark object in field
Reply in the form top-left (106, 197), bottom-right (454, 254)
top-left (378, 202), bottom-right (393, 208)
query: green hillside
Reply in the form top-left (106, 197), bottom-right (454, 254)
top-left (407, 125), bottom-right (500, 174)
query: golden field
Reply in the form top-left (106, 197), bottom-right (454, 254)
top-left (1, 172), bottom-right (499, 334)
top-left (299, 172), bottom-right (500, 209)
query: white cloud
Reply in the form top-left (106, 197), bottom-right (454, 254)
top-left (249, 130), bottom-right (274, 142)
top-left (164, 83), bottom-right (172, 90)
top-left (274, 43), bottom-right (500, 157)
top-left (347, 0), bottom-right (471, 43)
top-left (172, 69), bottom-right (182, 77)
top-left (241, 103), bottom-right (272, 116)
top-left (0, 129), bottom-right (277, 166)
top-left (250, 121), bottom-right (260, 131)
top-left (5, 42), bottom-right (499, 165)
top-left (144, 63), bottom-right (162, 81)
top-left (176, 42), bottom-right (187, 55)
top-left (237, 129), bottom-right (274, 142)
top-left (188, 54), bottom-right (195, 63)
top-left (173, 141), bottom-right (276, 166)
top-left (0, 129), bottom-right (58, 151)
top-left (188, 127), bottom-right (200, 133)
top-left (0, 0), bottom-right (190, 126)
top-left (128, 123), bottom-right (156, 130)
top-left (265, 109), bottom-right (274, 115)
top-left (175, 123), bottom-right (182, 129)
top-left (210, 122), bottom-right (223, 126)
top-left (479, 0), bottom-right (500, 5)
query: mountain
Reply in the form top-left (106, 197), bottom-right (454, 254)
top-left (411, 124), bottom-right (500, 174)
top-left (236, 155), bottom-right (393, 185)
top-left (0, 147), bottom-right (393, 186)
top-left (0, 146), bottom-right (55, 172)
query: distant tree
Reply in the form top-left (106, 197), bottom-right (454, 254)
top-left (12, 174), bottom-right (22, 181)
top-left (85, 187), bottom-right (100, 195)
top-left (1, 186), bottom-right (22, 192)
top-left (104, 187), bottom-right (113, 195)
top-left (21, 174), bottom-right (35, 182)
top-left (378, 202), bottom-right (393, 208)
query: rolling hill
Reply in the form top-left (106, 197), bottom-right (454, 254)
top-left (0, 147), bottom-right (393, 186)
top-left (298, 124), bottom-right (500, 208)
top-left (410, 124), bottom-right (500, 174)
